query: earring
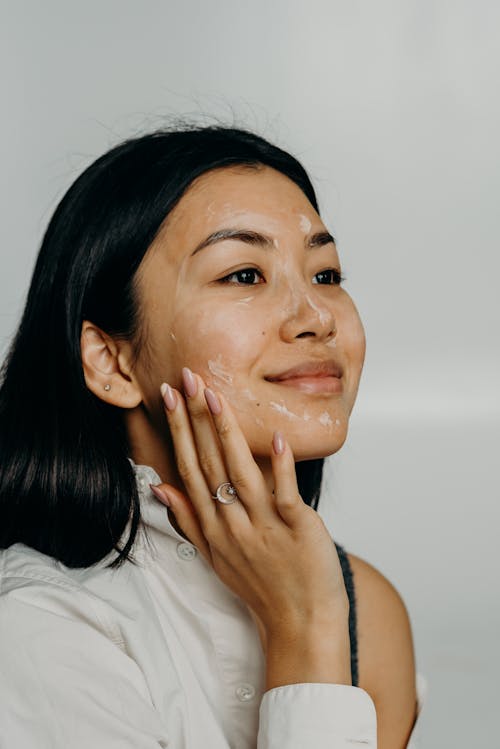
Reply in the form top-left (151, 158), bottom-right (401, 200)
top-left (104, 384), bottom-right (111, 391)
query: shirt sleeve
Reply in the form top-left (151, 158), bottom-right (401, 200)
top-left (0, 588), bottom-right (170, 749)
top-left (257, 672), bottom-right (427, 749)
top-left (257, 683), bottom-right (377, 748)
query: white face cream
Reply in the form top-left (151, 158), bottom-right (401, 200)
top-left (136, 164), bottom-right (365, 461)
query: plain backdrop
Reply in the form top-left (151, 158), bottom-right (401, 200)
top-left (1, 2), bottom-right (499, 746)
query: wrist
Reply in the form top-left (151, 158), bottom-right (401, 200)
top-left (264, 618), bottom-right (352, 691)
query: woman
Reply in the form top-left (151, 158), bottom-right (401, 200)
top-left (0, 125), bottom-right (423, 747)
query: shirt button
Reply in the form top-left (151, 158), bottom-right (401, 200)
top-left (235, 683), bottom-right (256, 702)
top-left (176, 542), bottom-right (197, 560)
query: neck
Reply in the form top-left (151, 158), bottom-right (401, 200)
top-left (124, 406), bottom-right (276, 537)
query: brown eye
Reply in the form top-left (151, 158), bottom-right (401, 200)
top-left (219, 268), bottom-right (264, 285)
top-left (313, 269), bottom-right (345, 285)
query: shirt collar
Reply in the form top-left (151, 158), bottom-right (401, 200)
top-left (128, 458), bottom-right (189, 545)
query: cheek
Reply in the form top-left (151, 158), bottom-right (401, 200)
top-left (168, 298), bottom-right (267, 391)
top-left (335, 296), bottom-right (366, 384)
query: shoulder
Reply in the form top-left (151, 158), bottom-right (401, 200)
top-left (0, 543), bottom-right (120, 643)
top-left (0, 547), bottom-right (168, 747)
top-left (347, 552), bottom-right (418, 748)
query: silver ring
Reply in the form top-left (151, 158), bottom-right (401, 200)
top-left (211, 482), bottom-right (239, 504)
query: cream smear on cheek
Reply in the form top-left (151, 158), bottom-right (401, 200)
top-left (168, 207), bottom-right (344, 435)
top-left (207, 353), bottom-right (234, 386)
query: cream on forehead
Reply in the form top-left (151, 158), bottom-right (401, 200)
top-left (298, 214), bottom-right (312, 234)
top-left (212, 207), bottom-right (283, 231)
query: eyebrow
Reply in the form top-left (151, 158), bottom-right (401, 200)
top-left (190, 228), bottom-right (336, 256)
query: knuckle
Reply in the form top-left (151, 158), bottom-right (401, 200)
top-left (167, 416), bottom-right (184, 435)
top-left (277, 490), bottom-right (299, 505)
top-left (277, 493), bottom-right (300, 510)
top-left (187, 402), bottom-right (207, 423)
top-left (228, 472), bottom-right (252, 493)
top-left (217, 417), bottom-right (231, 438)
top-left (175, 455), bottom-right (197, 482)
top-left (198, 450), bottom-right (221, 476)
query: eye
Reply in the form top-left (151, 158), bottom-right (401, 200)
top-left (313, 269), bottom-right (346, 285)
top-left (218, 268), bottom-right (264, 285)
top-left (217, 267), bottom-right (346, 286)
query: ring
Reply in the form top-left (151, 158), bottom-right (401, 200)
top-left (211, 482), bottom-right (239, 504)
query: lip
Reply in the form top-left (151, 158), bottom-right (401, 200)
top-left (264, 359), bottom-right (344, 394)
top-left (268, 375), bottom-right (343, 394)
top-left (265, 358), bottom-right (343, 381)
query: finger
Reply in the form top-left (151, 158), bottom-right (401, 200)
top-left (150, 482), bottom-right (213, 565)
top-left (269, 430), bottom-right (306, 528)
top-left (202, 386), bottom-right (276, 522)
top-left (161, 381), bottom-right (219, 532)
top-left (180, 367), bottom-right (232, 498)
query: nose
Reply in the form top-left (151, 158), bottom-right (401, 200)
top-left (278, 286), bottom-right (337, 343)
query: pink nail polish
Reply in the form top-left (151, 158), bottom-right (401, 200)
top-left (182, 367), bottom-right (198, 397)
top-left (160, 382), bottom-right (177, 411)
top-left (149, 484), bottom-right (171, 506)
top-left (204, 387), bottom-right (222, 415)
top-left (272, 430), bottom-right (285, 455)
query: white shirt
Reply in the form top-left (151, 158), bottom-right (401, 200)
top-left (0, 460), bottom-right (425, 748)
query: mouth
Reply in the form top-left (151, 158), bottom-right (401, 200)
top-left (264, 375), bottom-right (343, 394)
top-left (264, 359), bottom-right (344, 395)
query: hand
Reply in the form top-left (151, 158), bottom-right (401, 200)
top-left (151, 366), bottom-right (349, 648)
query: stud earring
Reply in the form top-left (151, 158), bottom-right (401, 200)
top-left (104, 384), bottom-right (111, 391)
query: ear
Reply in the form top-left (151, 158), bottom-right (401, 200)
top-left (80, 320), bottom-right (143, 408)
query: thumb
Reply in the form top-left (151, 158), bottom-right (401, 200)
top-left (149, 483), bottom-right (212, 564)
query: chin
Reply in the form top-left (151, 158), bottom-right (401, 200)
top-left (250, 425), bottom-right (348, 461)
top-left (293, 432), bottom-right (348, 461)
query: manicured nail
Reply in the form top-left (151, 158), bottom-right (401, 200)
top-left (160, 382), bottom-right (177, 411)
top-left (272, 430), bottom-right (285, 455)
top-left (149, 484), bottom-right (171, 506)
top-left (204, 387), bottom-right (222, 415)
top-left (182, 367), bottom-right (198, 397)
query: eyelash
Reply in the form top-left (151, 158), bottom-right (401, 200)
top-left (218, 267), bottom-right (346, 286)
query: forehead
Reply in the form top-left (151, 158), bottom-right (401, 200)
top-left (161, 164), bottom-right (318, 241)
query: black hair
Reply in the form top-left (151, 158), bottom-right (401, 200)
top-left (0, 123), bottom-right (325, 569)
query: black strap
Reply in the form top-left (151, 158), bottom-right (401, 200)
top-left (334, 542), bottom-right (359, 687)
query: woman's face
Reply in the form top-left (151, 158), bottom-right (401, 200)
top-left (134, 165), bottom-right (365, 460)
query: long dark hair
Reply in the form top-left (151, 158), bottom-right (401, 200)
top-left (0, 124), bottom-right (325, 569)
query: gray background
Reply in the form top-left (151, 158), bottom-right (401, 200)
top-left (1, 2), bottom-right (499, 746)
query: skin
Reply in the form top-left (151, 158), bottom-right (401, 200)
top-left (80, 164), bottom-right (417, 748)
top-left (131, 164), bottom-right (364, 474)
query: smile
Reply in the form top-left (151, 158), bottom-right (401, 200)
top-left (266, 375), bottom-right (343, 394)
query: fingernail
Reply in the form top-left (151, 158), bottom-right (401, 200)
top-left (160, 382), bottom-right (177, 411)
top-left (149, 484), bottom-right (171, 506)
top-left (204, 387), bottom-right (222, 415)
top-left (182, 367), bottom-right (198, 397)
top-left (272, 430), bottom-right (285, 455)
